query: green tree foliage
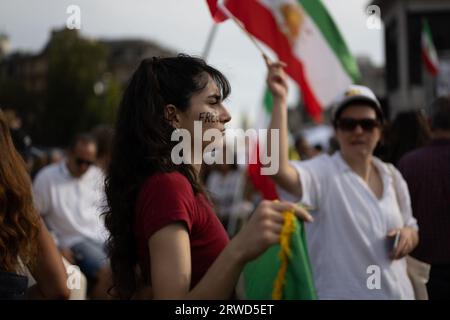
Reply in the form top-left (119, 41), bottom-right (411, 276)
top-left (0, 77), bottom-right (34, 120)
top-left (43, 29), bottom-right (120, 146)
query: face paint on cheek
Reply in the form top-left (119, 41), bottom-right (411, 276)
top-left (199, 112), bottom-right (219, 124)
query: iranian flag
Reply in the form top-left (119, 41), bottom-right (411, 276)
top-left (243, 207), bottom-right (317, 299)
top-left (422, 19), bottom-right (439, 76)
top-left (207, 0), bottom-right (360, 122)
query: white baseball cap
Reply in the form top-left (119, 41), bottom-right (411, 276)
top-left (332, 85), bottom-right (383, 123)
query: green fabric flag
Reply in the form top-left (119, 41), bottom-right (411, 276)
top-left (243, 217), bottom-right (317, 300)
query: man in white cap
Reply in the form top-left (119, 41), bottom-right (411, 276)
top-left (268, 80), bottom-right (419, 299)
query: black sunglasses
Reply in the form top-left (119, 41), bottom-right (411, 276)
top-left (336, 118), bottom-right (381, 132)
top-left (75, 157), bottom-right (94, 167)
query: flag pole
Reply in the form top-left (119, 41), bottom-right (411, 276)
top-left (202, 23), bottom-right (219, 60)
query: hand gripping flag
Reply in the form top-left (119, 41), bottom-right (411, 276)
top-left (243, 204), bottom-right (317, 300)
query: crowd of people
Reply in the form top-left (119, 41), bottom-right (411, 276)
top-left (1, 54), bottom-right (449, 300)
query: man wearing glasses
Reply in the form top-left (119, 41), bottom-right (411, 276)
top-left (33, 133), bottom-right (110, 299)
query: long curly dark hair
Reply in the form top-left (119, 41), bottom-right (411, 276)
top-left (0, 109), bottom-right (40, 273)
top-left (103, 54), bottom-right (230, 299)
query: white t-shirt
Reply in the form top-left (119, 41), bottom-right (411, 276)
top-left (277, 152), bottom-right (418, 300)
top-left (33, 161), bottom-right (108, 248)
top-left (206, 170), bottom-right (244, 219)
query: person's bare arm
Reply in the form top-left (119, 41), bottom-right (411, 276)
top-left (264, 56), bottom-right (302, 198)
top-left (27, 218), bottom-right (70, 299)
top-left (149, 201), bottom-right (313, 299)
top-left (149, 223), bottom-right (242, 299)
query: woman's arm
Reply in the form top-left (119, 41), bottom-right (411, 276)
top-left (27, 218), bottom-right (70, 299)
top-left (264, 56), bottom-right (302, 198)
top-left (149, 200), bottom-right (313, 299)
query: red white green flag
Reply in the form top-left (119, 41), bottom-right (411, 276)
top-left (421, 19), bottom-right (439, 76)
top-left (207, 0), bottom-right (360, 122)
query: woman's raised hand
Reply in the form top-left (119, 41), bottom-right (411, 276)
top-left (264, 54), bottom-right (289, 102)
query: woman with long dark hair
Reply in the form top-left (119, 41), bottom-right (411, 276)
top-left (0, 109), bottom-right (69, 299)
top-left (104, 54), bottom-right (312, 299)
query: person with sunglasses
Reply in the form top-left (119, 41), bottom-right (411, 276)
top-left (32, 133), bottom-right (111, 299)
top-left (266, 58), bottom-right (419, 300)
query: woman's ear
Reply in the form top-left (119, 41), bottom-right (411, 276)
top-left (164, 104), bottom-right (180, 128)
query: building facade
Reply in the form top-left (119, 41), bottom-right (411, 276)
top-left (373, 0), bottom-right (450, 118)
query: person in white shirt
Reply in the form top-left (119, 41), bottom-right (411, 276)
top-left (206, 164), bottom-right (242, 222)
top-left (264, 56), bottom-right (419, 299)
top-left (33, 134), bottom-right (110, 299)
top-left (206, 147), bottom-right (252, 236)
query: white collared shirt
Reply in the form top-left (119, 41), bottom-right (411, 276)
top-left (278, 152), bottom-right (418, 300)
top-left (33, 161), bottom-right (108, 248)
top-left (206, 170), bottom-right (244, 218)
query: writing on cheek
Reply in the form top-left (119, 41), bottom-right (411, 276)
top-left (199, 112), bottom-right (219, 123)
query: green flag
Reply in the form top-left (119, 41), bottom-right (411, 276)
top-left (243, 210), bottom-right (317, 300)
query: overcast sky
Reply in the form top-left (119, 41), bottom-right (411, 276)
top-left (0, 0), bottom-right (384, 127)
